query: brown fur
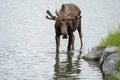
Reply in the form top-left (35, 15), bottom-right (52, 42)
top-left (46, 4), bottom-right (83, 53)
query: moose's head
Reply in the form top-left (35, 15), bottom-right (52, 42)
top-left (46, 10), bottom-right (81, 39)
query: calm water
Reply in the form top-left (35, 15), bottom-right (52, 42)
top-left (0, 0), bottom-right (120, 80)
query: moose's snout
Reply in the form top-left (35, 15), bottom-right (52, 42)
top-left (62, 34), bottom-right (68, 39)
top-left (62, 31), bottom-right (68, 39)
top-left (61, 26), bottom-right (68, 39)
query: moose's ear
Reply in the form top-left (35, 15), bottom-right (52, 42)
top-left (61, 4), bottom-right (65, 12)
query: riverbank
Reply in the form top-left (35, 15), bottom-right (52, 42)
top-left (98, 26), bottom-right (120, 80)
top-left (83, 26), bottom-right (120, 80)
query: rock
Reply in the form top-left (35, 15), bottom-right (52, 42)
top-left (83, 47), bottom-right (102, 61)
top-left (102, 53), bottom-right (120, 76)
top-left (82, 46), bottom-right (120, 78)
top-left (100, 46), bottom-right (118, 65)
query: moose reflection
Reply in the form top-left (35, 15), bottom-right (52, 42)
top-left (53, 52), bottom-right (82, 80)
top-left (46, 4), bottom-right (83, 53)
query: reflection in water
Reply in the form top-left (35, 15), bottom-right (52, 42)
top-left (53, 51), bottom-right (82, 80)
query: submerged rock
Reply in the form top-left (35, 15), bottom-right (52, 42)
top-left (83, 47), bottom-right (102, 61)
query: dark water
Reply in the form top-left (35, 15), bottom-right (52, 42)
top-left (0, 0), bottom-right (120, 80)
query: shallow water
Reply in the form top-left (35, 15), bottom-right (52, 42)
top-left (0, 0), bottom-right (120, 80)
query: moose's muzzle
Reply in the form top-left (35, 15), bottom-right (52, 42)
top-left (62, 35), bottom-right (68, 39)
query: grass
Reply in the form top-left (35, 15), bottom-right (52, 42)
top-left (97, 26), bottom-right (120, 53)
top-left (108, 75), bottom-right (119, 80)
top-left (116, 59), bottom-right (120, 72)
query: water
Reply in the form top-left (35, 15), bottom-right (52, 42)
top-left (0, 0), bottom-right (120, 80)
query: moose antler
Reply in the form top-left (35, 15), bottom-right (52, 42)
top-left (46, 10), bottom-right (56, 20)
top-left (46, 10), bottom-right (82, 21)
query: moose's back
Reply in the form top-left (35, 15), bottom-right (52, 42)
top-left (57, 4), bottom-right (81, 17)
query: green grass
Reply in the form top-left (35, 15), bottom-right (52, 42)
top-left (116, 59), bottom-right (120, 72)
top-left (108, 75), bottom-right (119, 80)
top-left (97, 26), bottom-right (120, 53)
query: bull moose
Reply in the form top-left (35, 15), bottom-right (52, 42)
top-left (46, 3), bottom-right (83, 53)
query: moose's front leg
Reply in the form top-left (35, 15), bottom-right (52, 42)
top-left (67, 34), bottom-right (73, 51)
top-left (55, 35), bottom-right (60, 53)
top-left (71, 35), bottom-right (75, 50)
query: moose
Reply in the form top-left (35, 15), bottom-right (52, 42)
top-left (46, 3), bottom-right (83, 53)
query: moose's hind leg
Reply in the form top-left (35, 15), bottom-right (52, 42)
top-left (71, 35), bottom-right (75, 50)
top-left (77, 22), bottom-right (83, 49)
